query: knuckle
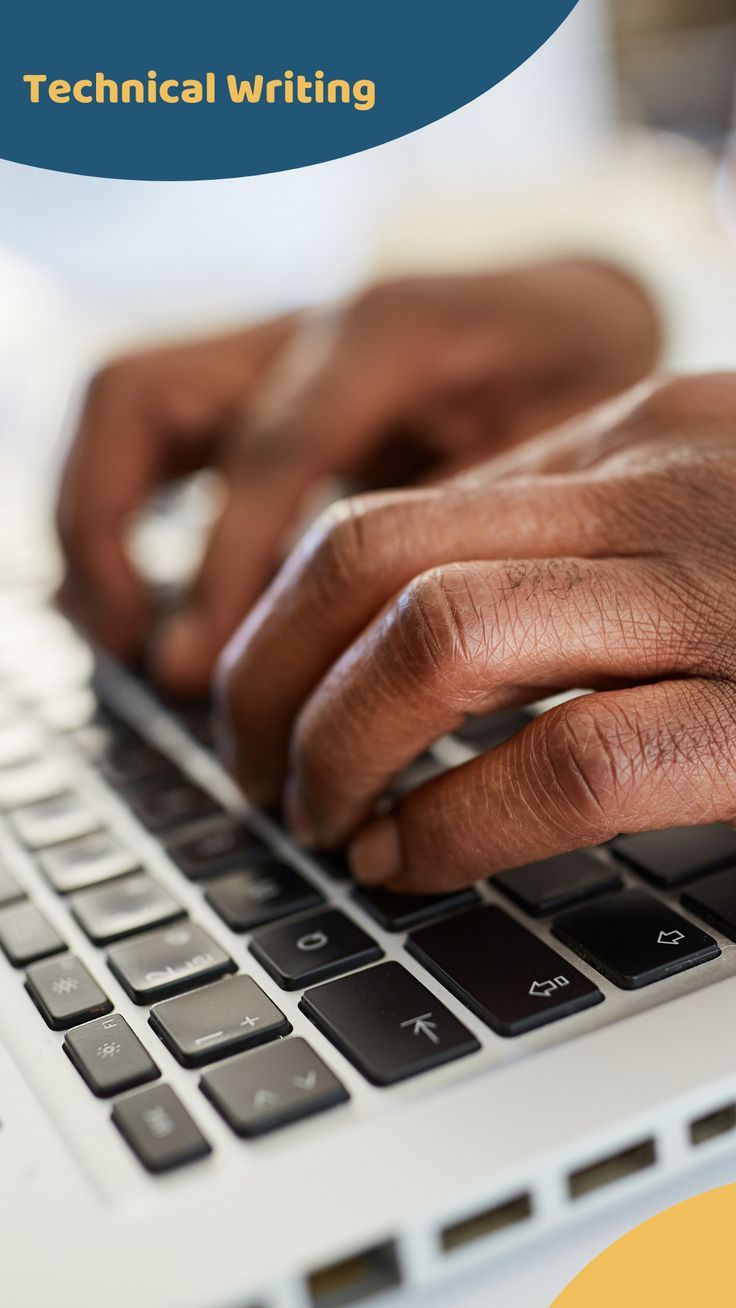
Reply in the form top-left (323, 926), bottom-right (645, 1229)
top-left (541, 702), bottom-right (636, 836)
top-left (391, 566), bottom-right (484, 685)
top-left (303, 495), bottom-right (388, 604)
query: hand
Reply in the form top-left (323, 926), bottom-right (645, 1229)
top-left (57, 259), bottom-right (659, 690)
top-left (218, 373), bottom-right (736, 893)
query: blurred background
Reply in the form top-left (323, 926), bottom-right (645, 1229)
top-left (0, 0), bottom-right (735, 493)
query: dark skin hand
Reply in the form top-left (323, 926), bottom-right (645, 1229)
top-left (217, 374), bottom-right (736, 892)
top-left (56, 258), bottom-right (659, 692)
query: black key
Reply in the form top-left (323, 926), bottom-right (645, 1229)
top-left (98, 737), bottom-right (171, 786)
top-left (126, 774), bottom-right (219, 832)
top-left (314, 848), bottom-right (351, 879)
top-left (26, 955), bottom-right (112, 1029)
top-left (0, 902), bottom-right (65, 965)
top-left (407, 905), bottom-right (602, 1036)
top-left (250, 908), bottom-right (382, 990)
top-left (108, 923), bottom-right (235, 1002)
top-left (495, 850), bottom-right (622, 917)
top-left (200, 1037), bottom-right (348, 1137)
top-left (205, 861), bottom-right (323, 932)
top-left (301, 962), bottom-right (480, 1085)
top-left (612, 824), bottom-right (736, 888)
top-left (39, 830), bottom-right (140, 893)
top-left (112, 1084), bottom-right (211, 1173)
top-left (0, 862), bottom-right (23, 908)
top-left (453, 708), bottom-right (532, 750)
top-left (683, 869), bottom-right (736, 941)
top-left (64, 1013), bottom-right (159, 1096)
top-left (150, 974), bottom-right (291, 1067)
top-left (71, 873), bottom-right (185, 944)
top-left (554, 889), bottom-right (720, 989)
top-left (354, 885), bottom-right (479, 932)
top-left (166, 818), bottom-right (270, 880)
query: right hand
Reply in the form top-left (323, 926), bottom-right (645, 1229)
top-left (56, 259), bottom-right (660, 692)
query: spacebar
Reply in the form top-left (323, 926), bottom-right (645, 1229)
top-left (407, 904), bottom-right (603, 1037)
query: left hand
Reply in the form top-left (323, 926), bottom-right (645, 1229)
top-left (217, 373), bottom-right (736, 893)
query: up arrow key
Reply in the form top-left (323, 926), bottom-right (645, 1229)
top-left (657, 929), bottom-right (685, 946)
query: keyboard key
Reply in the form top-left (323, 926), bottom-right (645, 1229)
top-left (126, 774), bottom-right (219, 832)
top-left (554, 889), bottom-right (720, 989)
top-left (611, 824), bottom-right (736, 888)
top-left (150, 974), bottom-right (291, 1067)
top-left (26, 955), bottom-right (112, 1029)
top-left (354, 885), bottom-right (479, 932)
top-left (0, 862), bottom-right (23, 908)
top-left (108, 923), bottom-right (235, 1002)
top-left (98, 737), bottom-right (171, 787)
top-left (10, 793), bottom-right (101, 848)
top-left (64, 1013), bottom-right (159, 1096)
top-left (250, 909), bottom-right (382, 990)
top-left (0, 760), bottom-right (67, 808)
top-left (314, 848), bottom-right (351, 879)
top-left (453, 708), bottom-right (533, 750)
top-left (682, 869), bottom-right (736, 941)
top-left (200, 1037), bottom-right (348, 1137)
top-left (407, 905), bottom-right (602, 1036)
top-left (495, 850), bottom-right (622, 917)
top-left (205, 861), bottom-right (323, 932)
top-left (166, 818), bottom-right (270, 880)
top-left (301, 962), bottom-right (480, 1085)
top-left (112, 1084), bottom-right (211, 1173)
top-left (0, 721), bottom-right (43, 768)
top-left (39, 830), bottom-right (140, 893)
top-left (71, 873), bottom-right (185, 944)
top-left (0, 902), bottom-right (65, 965)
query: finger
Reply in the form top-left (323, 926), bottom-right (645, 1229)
top-left (56, 368), bottom-right (166, 656)
top-left (348, 677), bottom-right (736, 893)
top-left (152, 459), bottom-right (314, 692)
top-left (285, 555), bottom-right (697, 846)
top-left (218, 476), bottom-right (643, 804)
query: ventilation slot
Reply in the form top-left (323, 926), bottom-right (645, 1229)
top-left (568, 1138), bottom-right (656, 1200)
top-left (690, 1102), bottom-right (736, 1146)
top-left (440, 1192), bottom-right (532, 1254)
top-left (307, 1241), bottom-right (401, 1308)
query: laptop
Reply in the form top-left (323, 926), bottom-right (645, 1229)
top-left (3, 495), bottom-right (736, 1308)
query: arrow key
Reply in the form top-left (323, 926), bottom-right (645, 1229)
top-left (554, 889), bottom-right (720, 989)
top-left (200, 1036), bottom-right (348, 1136)
top-left (301, 962), bottom-right (480, 1084)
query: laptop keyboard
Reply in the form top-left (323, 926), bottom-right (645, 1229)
top-left (2, 588), bottom-right (736, 1178)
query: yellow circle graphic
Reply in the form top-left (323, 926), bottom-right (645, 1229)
top-left (552, 1184), bottom-right (736, 1307)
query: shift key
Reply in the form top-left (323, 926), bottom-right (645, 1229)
top-left (407, 905), bottom-right (602, 1037)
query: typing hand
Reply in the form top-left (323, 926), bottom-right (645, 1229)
top-left (218, 374), bottom-right (736, 892)
top-left (57, 260), bottom-right (658, 691)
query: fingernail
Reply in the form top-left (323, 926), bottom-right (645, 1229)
top-left (349, 817), bottom-right (402, 885)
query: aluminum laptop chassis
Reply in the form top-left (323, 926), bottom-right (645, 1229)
top-left (2, 596), bottom-right (736, 1308)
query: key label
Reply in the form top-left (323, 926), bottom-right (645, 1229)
top-left (253, 1088), bottom-right (279, 1110)
top-left (297, 931), bottom-right (329, 952)
top-left (142, 1104), bottom-right (175, 1138)
top-left (193, 1031), bottom-right (224, 1047)
top-left (400, 1012), bottom-right (440, 1044)
top-left (528, 976), bottom-right (570, 999)
top-left (292, 1071), bottom-right (317, 1091)
top-left (239, 1015), bottom-right (261, 1028)
top-left (657, 929), bottom-right (685, 946)
top-left (96, 1041), bottom-right (122, 1058)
